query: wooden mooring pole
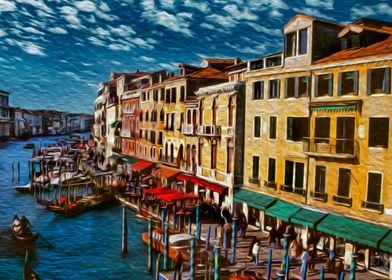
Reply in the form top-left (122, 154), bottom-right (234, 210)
top-left (17, 161), bottom-right (21, 182)
top-left (121, 207), bottom-right (128, 257)
top-left (148, 218), bottom-right (153, 273)
top-left (11, 161), bottom-right (14, 182)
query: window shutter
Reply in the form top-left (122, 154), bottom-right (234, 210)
top-left (328, 74), bottom-right (333, 96)
top-left (367, 69), bottom-right (372, 95)
top-left (284, 78), bottom-right (288, 98)
top-left (338, 73), bottom-right (342, 96)
top-left (294, 77), bottom-right (299, 98)
top-left (277, 79), bottom-right (281, 99)
top-left (314, 75), bottom-right (319, 97)
top-left (353, 71), bottom-right (359, 95)
top-left (385, 67), bottom-right (391, 94)
top-left (261, 81), bottom-right (264, 99)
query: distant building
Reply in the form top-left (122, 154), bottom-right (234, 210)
top-left (0, 90), bottom-right (11, 139)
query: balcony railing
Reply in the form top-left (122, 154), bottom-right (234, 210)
top-left (361, 201), bottom-right (384, 213)
top-left (303, 137), bottom-right (359, 159)
top-left (249, 177), bottom-right (260, 185)
top-left (222, 126), bottom-right (234, 138)
top-left (280, 185), bottom-right (306, 196)
top-left (332, 195), bottom-right (352, 206)
top-left (264, 180), bottom-right (277, 190)
top-left (181, 123), bottom-right (195, 135)
top-left (196, 125), bottom-right (221, 137)
top-left (310, 191), bottom-right (328, 202)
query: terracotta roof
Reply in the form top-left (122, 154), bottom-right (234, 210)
top-left (339, 24), bottom-right (392, 38)
top-left (202, 58), bottom-right (240, 70)
top-left (315, 35), bottom-right (392, 64)
top-left (111, 71), bottom-right (148, 79)
top-left (165, 67), bottom-right (227, 82)
top-left (225, 61), bottom-right (247, 72)
top-left (284, 14), bottom-right (344, 30)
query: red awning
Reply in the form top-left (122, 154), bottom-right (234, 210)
top-left (156, 192), bottom-right (199, 203)
top-left (176, 173), bottom-right (227, 194)
top-left (152, 167), bottom-right (179, 179)
top-left (143, 188), bottom-right (178, 195)
top-left (130, 160), bottom-right (154, 173)
top-left (191, 177), bottom-right (226, 194)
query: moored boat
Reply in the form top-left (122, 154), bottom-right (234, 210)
top-left (11, 215), bottom-right (39, 247)
top-left (14, 183), bottom-right (32, 193)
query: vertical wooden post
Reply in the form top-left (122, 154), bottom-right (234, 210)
top-left (155, 253), bottom-right (161, 280)
top-left (282, 233), bottom-right (290, 277)
top-left (121, 207), bottom-right (128, 257)
top-left (231, 218), bottom-right (237, 264)
top-left (320, 265), bottom-right (325, 280)
top-left (178, 213), bottom-right (183, 232)
top-left (213, 243), bottom-right (221, 280)
top-left (214, 224), bottom-right (218, 240)
top-left (17, 161), bottom-right (21, 182)
top-left (284, 254), bottom-right (290, 280)
top-left (205, 224), bottom-right (211, 250)
top-left (148, 218), bottom-right (153, 273)
top-left (277, 270), bottom-right (285, 280)
top-left (339, 272), bottom-right (345, 280)
top-left (163, 222), bottom-right (169, 270)
top-left (350, 253), bottom-right (358, 280)
top-left (190, 236), bottom-right (196, 280)
top-left (11, 161), bottom-right (14, 182)
top-left (301, 254), bottom-right (308, 280)
top-left (187, 215), bottom-right (192, 235)
top-left (196, 204), bottom-right (201, 240)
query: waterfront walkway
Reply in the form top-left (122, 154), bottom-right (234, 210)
top-left (159, 224), bottom-right (389, 280)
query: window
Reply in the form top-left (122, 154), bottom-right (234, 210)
top-left (287, 117), bottom-right (308, 141)
top-left (316, 74), bottom-right (333, 97)
top-left (199, 99), bottom-right (204, 126)
top-left (366, 172), bottom-right (382, 204)
top-left (369, 118), bottom-right (389, 148)
top-left (336, 117), bottom-right (355, 154)
top-left (284, 161), bottom-right (305, 192)
top-left (228, 97), bottom-right (234, 127)
top-left (252, 81), bottom-right (263, 100)
top-left (158, 132), bottom-right (163, 145)
top-left (339, 71), bottom-right (358, 96)
top-left (267, 158), bottom-right (276, 183)
top-left (180, 112), bottom-right (184, 130)
top-left (160, 109), bottom-right (164, 122)
top-left (153, 89), bottom-right (158, 101)
top-left (211, 139), bottom-right (217, 169)
top-left (150, 131), bottom-right (156, 144)
top-left (299, 28), bottom-right (308, 55)
top-left (171, 88), bottom-right (177, 103)
top-left (285, 32), bottom-right (296, 57)
top-left (254, 116), bottom-right (261, 138)
top-left (268, 79), bottom-right (280, 99)
top-left (165, 89), bottom-right (170, 103)
top-left (315, 165), bottom-right (326, 193)
top-left (160, 88), bottom-right (165, 101)
top-left (337, 168), bottom-right (351, 197)
top-left (367, 67), bottom-right (390, 94)
top-left (252, 156), bottom-right (259, 179)
top-left (269, 116), bottom-right (277, 139)
top-left (285, 77), bottom-right (295, 98)
top-left (180, 86), bottom-right (185, 102)
top-left (145, 111), bottom-right (149, 122)
top-left (212, 98), bottom-right (218, 125)
top-left (315, 117), bottom-right (330, 143)
top-left (165, 113), bottom-right (169, 129)
top-left (139, 110), bottom-right (143, 122)
top-left (198, 140), bottom-right (203, 165)
top-left (139, 129), bottom-right (143, 139)
top-left (171, 113), bottom-right (175, 131)
top-left (285, 76), bottom-right (309, 98)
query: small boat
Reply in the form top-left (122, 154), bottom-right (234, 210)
top-left (24, 250), bottom-right (41, 280)
top-left (14, 183), bottom-right (32, 193)
top-left (11, 215), bottom-right (39, 246)
top-left (169, 233), bottom-right (193, 249)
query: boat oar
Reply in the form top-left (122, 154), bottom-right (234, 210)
top-left (38, 233), bottom-right (53, 248)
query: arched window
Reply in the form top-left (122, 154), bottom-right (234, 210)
top-left (191, 145), bottom-right (196, 173)
top-left (187, 110), bottom-right (191, 124)
top-left (199, 99), bottom-right (204, 125)
top-left (170, 143), bottom-right (174, 163)
top-left (212, 98), bottom-right (218, 125)
top-left (186, 144), bottom-right (191, 169)
top-left (228, 96), bottom-right (235, 127)
top-left (211, 138), bottom-right (217, 169)
top-left (160, 109), bottom-right (165, 122)
top-left (198, 138), bottom-right (204, 166)
top-left (227, 139), bottom-right (234, 173)
top-left (145, 110), bottom-right (149, 122)
top-left (139, 110), bottom-right (143, 122)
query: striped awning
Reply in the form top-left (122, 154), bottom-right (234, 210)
top-left (311, 104), bottom-right (357, 112)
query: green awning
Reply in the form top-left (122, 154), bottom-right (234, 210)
top-left (265, 200), bottom-right (301, 222)
top-left (379, 231), bottom-right (392, 253)
top-left (290, 208), bottom-right (327, 229)
top-left (311, 104), bottom-right (357, 112)
top-left (108, 154), bottom-right (120, 160)
top-left (234, 189), bottom-right (276, 211)
top-left (120, 155), bottom-right (138, 164)
top-left (317, 214), bottom-right (390, 248)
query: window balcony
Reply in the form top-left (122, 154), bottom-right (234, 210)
top-left (248, 177), bottom-right (260, 185)
top-left (361, 201), bottom-right (384, 213)
top-left (196, 125), bottom-right (221, 137)
top-left (222, 126), bottom-right (235, 138)
top-left (113, 136), bottom-right (122, 153)
top-left (332, 195), bottom-right (352, 206)
top-left (311, 191), bottom-right (328, 202)
top-left (264, 180), bottom-right (277, 190)
top-left (303, 137), bottom-right (359, 160)
top-left (181, 123), bottom-right (195, 135)
top-left (280, 185), bottom-right (305, 196)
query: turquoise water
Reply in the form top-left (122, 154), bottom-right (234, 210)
top-left (0, 136), bottom-right (153, 279)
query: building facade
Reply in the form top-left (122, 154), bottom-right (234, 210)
top-left (0, 90), bottom-right (11, 139)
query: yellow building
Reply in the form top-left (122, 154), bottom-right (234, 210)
top-left (239, 14), bottom-right (392, 276)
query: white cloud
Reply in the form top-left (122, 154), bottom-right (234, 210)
top-left (0, 29), bottom-right (6, 37)
top-left (206, 14), bottom-right (237, 28)
top-left (183, 0), bottom-right (210, 13)
top-left (95, 27), bottom-right (110, 37)
top-left (88, 36), bottom-right (105, 46)
top-left (110, 24), bottom-right (136, 37)
top-left (247, 22), bottom-right (281, 36)
top-left (48, 27), bottom-right (68, 34)
top-left (200, 22), bottom-right (216, 30)
top-left (99, 2), bottom-right (110, 12)
top-left (158, 62), bottom-right (178, 70)
top-left (133, 37), bottom-right (155, 50)
top-left (140, 56), bottom-right (155, 62)
top-left (5, 38), bottom-right (46, 56)
top-left (74, 0), bottom-right (96, 12)
top-left (223, 4), bottom-right (258, 21)
top-left (160, 0), bottom-right (174, 9)
top-left (293, 7), bottom-right (335, 21)
top-left (24, 26), bottom-right (44, 35)
top-left (305, 0), bottom-right (334, 9)
top-left (60, 6), bottom-right (84, 28)
top-left (350, 3), bottom-right (392, 19)
top-left (15, 0), bottom-right (53, 14)
top-left (0, 0), bottom-right (17, 12)
top-left (108, 43), bottom-right (130, 51)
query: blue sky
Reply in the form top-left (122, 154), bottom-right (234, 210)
top-left (0, 0), bottom-right (391, 113)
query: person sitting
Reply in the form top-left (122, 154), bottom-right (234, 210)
top-left (20, 215), bottom-right (32, 236)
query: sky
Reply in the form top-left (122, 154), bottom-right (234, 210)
top-left (0, 0), bottom-right (391, 113)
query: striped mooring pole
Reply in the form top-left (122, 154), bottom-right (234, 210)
top-left (339, 271), bottom-right (345, 280)
top-left (190, 236), bottom-right (196, 279)
top-left (266, 248), bottom-right (272, 280)
top-left (277, 270), bottom-right (285, 280)
top-left (320, 265), bottom-right (325, 280)
top-left (284, 254), bottom-right (290, 280)
top-left (178, 213), bottom-right (183, 232)
top-left (187, 214), bottom-right (192, 235)
top-left (301, 254), bottom-right (308, 280)
top-left (196, 204), bottom-right (201, 240)
top-left (147, 218), bottom-right (153, 273)
top-left (282, 233), bottom-right (290, 275)
top-left (163, 222), bottom-right (169, 270)
top-left (205, 224), bottom-right (211, 250)
top-left (121, 207), bottom-right (128, 257)
top-left (214, 243), bottom-right (222, 280)
top-left (350, 253), bottom-right (358, 280)
top-left (231, 218), bottom-right (237, 264)
top-left (213, 224), bottom-right (218, 241)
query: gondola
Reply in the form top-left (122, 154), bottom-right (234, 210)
top-left (24, 250), bottom-right (41, 280)
top-left (14, 183), bottom-right (32, 193)
top-left (11, 216), bottom-right (39, 246)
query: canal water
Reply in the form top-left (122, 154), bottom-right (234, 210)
top-left (0, 136), bottom-right (153, 279)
